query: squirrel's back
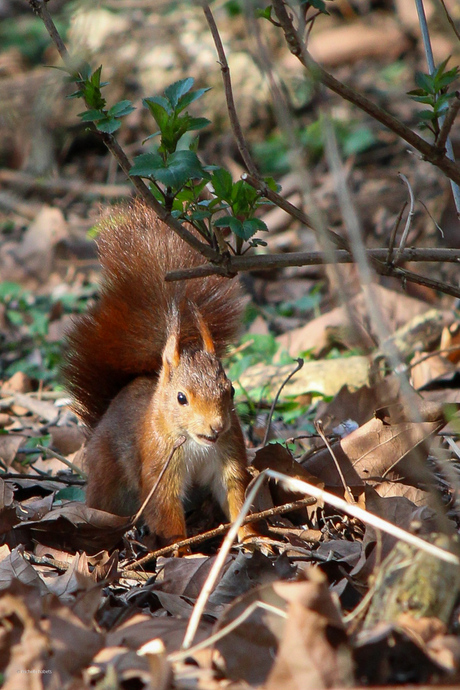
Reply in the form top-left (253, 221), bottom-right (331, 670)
top-left (62, 202), bottom-right (244, 428)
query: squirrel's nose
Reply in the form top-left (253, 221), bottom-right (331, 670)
top-left (210, 422), bottom-right (224, 437)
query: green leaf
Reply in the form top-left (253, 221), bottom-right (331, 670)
top-left (432, 56), bottom-right (451, 80)
top-left (408, 94), bottom-right (435, 105)
top-left (241, 218), bottom-right (268, 239)
top-left (176, 87), bottom-right (211, 113)
top-left (107, 100), bottom-right (135, 117)
top-left (263, 176), bottom-right (281, 193)
top-left (415, 72), bottom-right (435, 94)
top-left (155, 150), bottom-right (209, 188)
top-left (417, 109), bottom-right (437, 121)
top-left (90, 65), bottom-right (103, 88)
top-left (214, 215), bottom-right (244, 236)
top-left (95, 117), bottom-right (122, 133)
top-left (186, 116), bottom-right (211, 131)
top-left (131, 150), bottom-right (209, 188)
top-left (55, 486), bottom-right (86, 502)
top-left (6, 310), bottom-right (23, 326)
top-left (191, 209), bottom-right (212, 221)
top-left (211, 168), bottom-right (234, 200)
top-left (79, 109), bottom-right (105, 122)
top-left (0, 282), bottom-right (23, 301)
top-left (256, 7), bottom-right (272, 19)
top-left (434, 68), bottom-right (459, 90)
top-left (250, 238), bottom-right (268, 247)
top-left (304, 0), bottom-right (329, 14)
top-left (130, 152), bottom-right (164, 177)
top-left (343, 127), bottom-right (376, 156)
top-left (164, 77), bottom-right (195, 108)
top-left (143, 97), bottom-right (173, 129)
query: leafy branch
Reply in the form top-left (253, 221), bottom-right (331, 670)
top-left (27, 0), bottom-right (460, 299)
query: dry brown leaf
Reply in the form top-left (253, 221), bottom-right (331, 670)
top-left (410, 352), bottom-right (456, 390)
top-left (212, 580), bottom-right (287, 685)
top-left (314, 375), bottom-right (403, 433)
top-left (266, 573), bottom-right (354, 689)
top-left (8, 502), bottom-right (131, 554)
top-left (276, 285), bottom-right (432, 358)
top-left (309, 17), bottom-right (410, 66)
top-left (107, 612), bottom-right (212, 655)
top-left (48, 425), bottom-right (86, 456)
top-left (0, 434), bottom-right (26, 466)
top-left (0, 206), bottom-right (67, 285)
top-left (302, 410), bottom-right (445, 489)
top-left (0, 545), bottom-right (48, 593)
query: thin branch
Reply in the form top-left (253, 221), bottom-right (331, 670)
top-left (437, 94), bottom-right (460, 153)
top-left (201, 2), bottom-right (259, 177)
top-left (36, 444), bottom-right (87, 479)
top-left (270, 0), bottom-right (460, 188)
top-left (128, 496), bottom-right (316, 567)
top-left (437, 0), bottom-right (460, 41)
top-left (165, 247), bottom-right (460, 299)
top-left (387, 202), bottom-right (408, 264)
top-left (263, 358), bottom-right (304, 446)
top-left (395, 173), bottom-right (416, 260)
top-left (133, 436), bottom-right (185, 525)
top-left (314, 420), bottom-right (354, 504)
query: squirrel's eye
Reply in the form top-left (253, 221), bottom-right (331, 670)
top-left (177, 392), bottom-right (188, 405)
top-left (230, 385), bottom-right (235, 398)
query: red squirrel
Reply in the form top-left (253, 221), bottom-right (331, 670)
top-left (63, 202), bottom-right (263, 549)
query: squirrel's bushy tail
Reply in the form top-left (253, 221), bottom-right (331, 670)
top-left (62, 202), bottom-right (244, 428)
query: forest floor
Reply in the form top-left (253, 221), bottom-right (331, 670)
top-left (0, 1), bottom-right (460, 688)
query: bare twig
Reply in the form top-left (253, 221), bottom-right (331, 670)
top-left (437, 0), bottom-right (460, 41)
top-left (314, 420), bottom-right (354, 504)
top-left (36, 444), bottom-right (87, 479)
top-left (201, 2), bottom-right (259, 177)
top-left (166, 245), bottom-right (460, 299)
top-left (0, 168), bottom-right (132, 199)
top-left (437, 95), bottom-right (460, 154)
top-left (387, 202), bottom-right (408, 264)
top-left (395, 173), bottom-right (416, 260)
top-left (133, 436), bottom-right (185, 524)
top-left (128, 495), bottom-right (316, 567)
top-left (263, 358), bottom-right (304, 446)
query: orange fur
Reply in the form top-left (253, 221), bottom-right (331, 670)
top-left (63, 203), bottom-right (264, 550)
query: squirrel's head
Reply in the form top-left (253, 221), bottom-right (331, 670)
top-left (156, 303), bottom-right (235, 446)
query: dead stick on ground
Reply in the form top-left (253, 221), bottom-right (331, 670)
top-left (127, 495), bottom-right (316, 569)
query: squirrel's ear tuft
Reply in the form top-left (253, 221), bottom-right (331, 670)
top-left (162, 305), bottom-right (181, 373)
top-left (162, 331), bottom-right (181, 373)
top-left (193, 304), bottom-right (215, 355)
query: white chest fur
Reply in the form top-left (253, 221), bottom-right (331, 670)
top-left (181, 437), bottom-right (227, 506)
